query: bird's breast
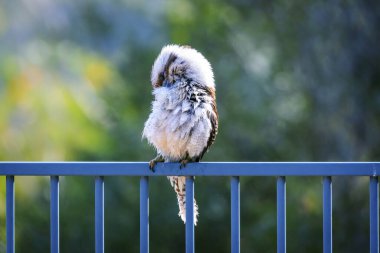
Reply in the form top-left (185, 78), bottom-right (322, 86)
top-left (143, 96), bottom-right (212, 161)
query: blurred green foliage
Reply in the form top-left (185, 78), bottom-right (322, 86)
top-left (0, 0), bottom-right (379, 252)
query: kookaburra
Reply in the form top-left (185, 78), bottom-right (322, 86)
top-left (142, 45), bottom-right (218, 225)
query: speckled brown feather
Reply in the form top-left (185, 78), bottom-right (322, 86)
top-left (196, 86), bottom-right (218, 161)
top-left (143, 45), bottom-right (217, 225)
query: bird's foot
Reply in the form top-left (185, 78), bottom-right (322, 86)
top-left (149, 160), bottom-right (156, 172)
top-left (149, 155), bottom-right (164, 172)
top-left (179, 159), bottom-right (190, 169)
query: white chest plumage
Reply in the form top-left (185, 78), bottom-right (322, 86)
top-left (143, 80), bottom-right (213, 162)
top-left (142, 44), bottom-right (217, 225)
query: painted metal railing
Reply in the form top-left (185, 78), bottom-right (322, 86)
top-left (0, 162), bottom-right (379, 253)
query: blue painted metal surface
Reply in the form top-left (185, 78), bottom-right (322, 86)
top-left (140, 176), bottom-right (149, 253)
top-left (370, 176), bottom-right (379, 253)
top-left (186, 176), bottom-right (194, 253)
top-left (6, 176), bottom-right (15, 253)
top-left (277, 176), bottom-right (286, 253)
top-left (50, 176), bottom-right (60, 253)
top-left (0, 162), bottom-right (379, 176)
top-left (231, 176), bottom-right (240, 253)
top-left (95, 176), bottom-right (104, 253)
top-left (1, 162), bottom-right (380, 252)
top-left (323, 176), bottom-right (332, 253)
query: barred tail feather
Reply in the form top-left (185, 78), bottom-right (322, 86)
top-left (168, 176), bottom-right (199, 225)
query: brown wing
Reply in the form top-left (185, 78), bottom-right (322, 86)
top-left (195, 88), bottom-right (218, 162)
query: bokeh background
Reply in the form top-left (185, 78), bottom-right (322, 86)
top-left (1, 0), bottom-right (379, 252)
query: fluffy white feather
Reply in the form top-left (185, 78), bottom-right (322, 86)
top-left (143, 45), bottom-right (218, 225)
top-left (151, 44), bottom-right (215, 89)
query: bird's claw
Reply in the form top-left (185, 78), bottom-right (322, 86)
top-left (149, 160), bottom-right (156, 172)
top-left (149, 155), bottom-right (164, 172)
top-left (180, 159), bottom-right (189, 169)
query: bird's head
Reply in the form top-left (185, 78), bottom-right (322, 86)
top-left (151, 44), bottom-right (214, 89)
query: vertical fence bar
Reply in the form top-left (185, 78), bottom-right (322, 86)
top-left (231, 176), bottom-right (240, 253)
top-left (186, 176), bottom-right (195, 253)
top-left (277, 176), bottom-right (286, 253)
top-left (95, 176), bottom-right (105, 253)
top-left (140, 176), bottom-right (149, 253)
top-left (6, 176), bottom-right (15, 253)
top-left (50, 176), bottom-right (60, 253)
top-left (323, 176), bottom-right (332, 253)
top-left (370, 176), bottom-right (379, 253)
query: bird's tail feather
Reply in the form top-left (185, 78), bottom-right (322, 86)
top-left (168, 176), bottom-right (198, 225)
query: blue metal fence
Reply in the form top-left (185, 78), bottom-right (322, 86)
top-left (0, 162), bottom-right (379, 253)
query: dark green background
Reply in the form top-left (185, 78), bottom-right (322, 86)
top-left (0, 0), bottom-right (379, 252)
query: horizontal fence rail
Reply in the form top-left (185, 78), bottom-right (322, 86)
top-left (0, 162), bottom-right (379, 253)
top-left (0, 162), bottom-right (380, 176)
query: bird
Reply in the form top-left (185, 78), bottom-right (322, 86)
top-left (142, 45), bottom-right (218, 225)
